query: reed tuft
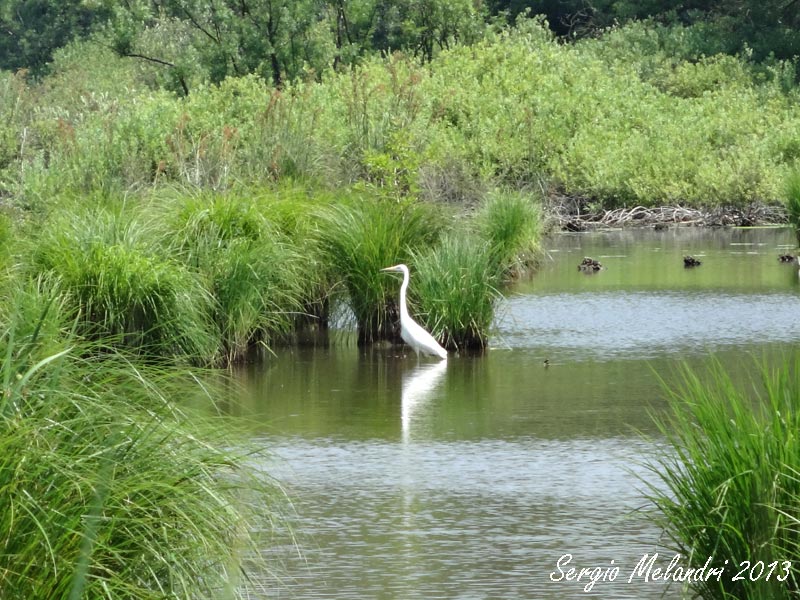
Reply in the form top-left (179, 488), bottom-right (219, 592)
top-left (412, 233), bottom-right (501, 351)
top-left (475, 189), bottom-right (542, 277)
top-left (316, 197), bottom-right (443, 343)
top-left (0, 289), bottom-right (286, 599)
top-left (643, 357), bottom-right (800, 599)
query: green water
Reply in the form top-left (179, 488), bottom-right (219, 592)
top-left (234, 227), bottom-right (800, 599)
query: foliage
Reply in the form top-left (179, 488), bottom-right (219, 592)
top-left (0, 287), bottom-right (284, 599)
top-left (785, 169), bottom-right (800, 244)
top-left (0, 0), bottom-right (111, 77)
top-left (315, 196), bottom-right (444, 343)
top-left (475, 189), bottom-right (542, 276)
top-left (6, 18), bottom-right (800, 211)
top-left (644, 358), bottom-right (800, 599)
top-left (166, 190), bottom-right (310, 362)
top-left (411, 233), bottom-right (501, 350)
top-left (27, 206), bottom-right (218, 362)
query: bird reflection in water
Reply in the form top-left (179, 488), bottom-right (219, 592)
top-left (401, 360), bottom-right (448, 444)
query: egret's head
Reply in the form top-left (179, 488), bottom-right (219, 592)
top-left (380, 264), bottom-right (409, 275)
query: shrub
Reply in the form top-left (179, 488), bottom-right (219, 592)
top-left (644, 358), bottom-right (800, 599)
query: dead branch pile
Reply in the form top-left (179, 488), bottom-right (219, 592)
top-left (546, 197), bottom-right (787, 231)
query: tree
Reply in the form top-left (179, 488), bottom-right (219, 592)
top-left (0, 0), bottom-right (110, 76)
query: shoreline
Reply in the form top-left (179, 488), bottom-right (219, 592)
top-left (544, 197), bottom-right (788, 231)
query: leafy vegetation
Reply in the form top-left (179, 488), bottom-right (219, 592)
top-left (644, 358), bottom-right (800, 599)
top-left (785, 170), bottom-right (800, 244)
top-left (3, 18), bottom-right (800, 213)
top-left (0, 282), bottom-right (283, 599)
top-left (315, 196), bottom-right (444, 343)
top-left (412, 233), bottom-right (502, 350)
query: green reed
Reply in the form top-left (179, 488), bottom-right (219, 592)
top-left (0, 283), bottom-right (286, 599)
top-left (644, 357), bottom-right (800, 599)
top-left (166, 191), bottom-right (309, 361)
top-left (412, 233), bottom-right (501, 350)
top-left (315, 196), bottom-right (443, 343)
top-left (28, 206), bottom-right (218, 363)
top-left (475, 189), bottom-right (542, 277)
top-left (785, 170), bottom-right (800, 245)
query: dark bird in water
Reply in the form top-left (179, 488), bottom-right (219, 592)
top-left (578, 257), bottom-right (602, 272)
top-left (683, 255), bottom-right (702, 268)
top-left (543, 359), bottom-right (550, 368)
top-left (779, 254), bottom-right (796, 263)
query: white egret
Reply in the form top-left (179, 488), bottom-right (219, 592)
top-left (380, 264), bottom-right (447, 360)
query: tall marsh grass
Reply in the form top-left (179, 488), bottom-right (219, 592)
top-left (167, 191), bottom-right (309, 361)
top-left (785, 170), bottom-right (800, 245)
top-left (644, 358), bottom-right (800, 599)
top-left (0, 285), bottom-right (284, 599)
top-left (475, 190), bottom-right (542, 276)
top-left (412, 234), bottom-right (501, 350)
top-left (316, 197), bottom-right (443, 343)
top-left (29, 207), bottom-right (218, 362)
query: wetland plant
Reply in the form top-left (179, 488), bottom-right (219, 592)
top-left (475, 190), bottom-right (542, 276)
top-left (167, 191), bottom-right (309, 362)
top-left (412, 233), bottom-right (502, 351)
top-left (0, 293), bottom-right (284, 599)
top-left (644, 358), bottom-right (800, 599)
top-left (785, 170), bottom-right (800, 245)
top-left (315, 197), bottom-right (443, 344)
top-left (29, 207), bottom-right (218, 362)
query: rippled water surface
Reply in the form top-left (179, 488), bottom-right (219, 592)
top-left (233, 227), bottom-right (800, 599)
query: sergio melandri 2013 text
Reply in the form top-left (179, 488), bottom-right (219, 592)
top-left (549, 552), bottom-right (792, 593)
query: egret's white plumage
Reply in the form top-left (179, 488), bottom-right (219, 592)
top-left (380, 264), bottom-right (447, 360)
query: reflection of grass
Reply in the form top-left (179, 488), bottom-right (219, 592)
top-left (644, 358), bottom-right (800, 599)
top-left (0, 285), bottom-right (283, 599)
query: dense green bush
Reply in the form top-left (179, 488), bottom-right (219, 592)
top-left (5, 18), bottom-right (800, 210)
top-left (316, 196), bottom-right (444, 343)
top-left (28, 207), bottom-right (218, 362)
top-left (0, 285), bottom-right (283, 599)
top-left (645, 358), bottom-right (800, 599)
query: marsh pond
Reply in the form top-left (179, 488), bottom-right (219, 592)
top-left (225, 226), bottom-right (800, 599)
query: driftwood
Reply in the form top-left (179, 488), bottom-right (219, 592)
top-left (547, 196), bottom-right (788, 230)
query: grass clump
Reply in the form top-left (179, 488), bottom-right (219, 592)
top-left (0, 292), bottom-right (284, 599)
top-left (316, 196), bottom-right (443, 343)
top-left (168, 191), bottom-right (309, 362)
top-left (29, 207), bottom-right (217, 363)
top-left (785, 170), bottom-right (800, 245)
top-left (644, 357), bottom-right (800, 599)
top-left (412, 233), bottom-right (501, 351)
top-left (475, 189), bottom-right (542, 276)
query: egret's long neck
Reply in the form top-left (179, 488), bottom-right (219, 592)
top-left (399, 269), bottom-right (411, 320)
